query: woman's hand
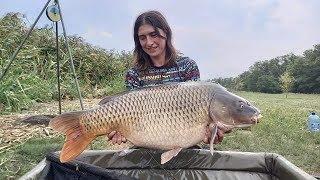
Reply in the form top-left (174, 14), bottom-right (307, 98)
top-left (107, 131), bottom-right (127, 145)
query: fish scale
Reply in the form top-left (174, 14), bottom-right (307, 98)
top-left (50, 81), bottom-right (261, 163)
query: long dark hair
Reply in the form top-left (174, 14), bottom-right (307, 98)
top-left (133, 10), bottom-right (177, 70)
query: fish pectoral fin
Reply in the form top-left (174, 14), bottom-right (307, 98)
top-left (118, 148), bottom-right (134, 157)
top-left (161, 147), bottom-right (183, 164)
top-left (209, 124), bottom-right (218, 155)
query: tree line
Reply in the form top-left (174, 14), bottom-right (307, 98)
top-left (210, 47), bottom-right (320, 94)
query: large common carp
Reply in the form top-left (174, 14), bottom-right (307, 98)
top-left (49, 81), bottom-right (261, 164)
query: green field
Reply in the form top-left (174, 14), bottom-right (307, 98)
top-left (219, 91), bottom-right (320, 174)
top-left (0, 92), bottom-right (319, 179)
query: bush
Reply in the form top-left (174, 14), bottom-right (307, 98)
top-left (0, 13), bottom-right (133, 112)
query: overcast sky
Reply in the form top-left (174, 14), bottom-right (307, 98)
top-left (1, 0), bottom-right (320, 80)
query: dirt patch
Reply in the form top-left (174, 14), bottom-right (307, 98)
top-left (0, 98), bottom-right (102, 153)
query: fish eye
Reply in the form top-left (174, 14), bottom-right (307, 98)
top-left (237, 101), bottom-right (247, 111)
top-left (239, 101), bottom-right (245, 109)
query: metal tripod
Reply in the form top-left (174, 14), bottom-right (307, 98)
top-left (0, 0), bottom-right (84, 114)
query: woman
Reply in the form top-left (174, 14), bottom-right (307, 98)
top-left (108, 10), bottom-right (228, 146)
top-left (125, 10), bottom-right (200, 90)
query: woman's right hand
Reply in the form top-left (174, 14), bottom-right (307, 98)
top-left (107, 131), bottom-right (127, 145)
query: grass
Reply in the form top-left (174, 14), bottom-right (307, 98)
top-left (0, 136), bottom-right (63, 179)
top-left (0, 92), bottom-right (319, 179)
top-left (217, 92), bottom-right (320, 174)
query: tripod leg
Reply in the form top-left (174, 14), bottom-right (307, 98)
top-left (55, 22), bottom-right (62, 114)
top-left (56, 0), bottom-right (84, 110)
top-left (56, 0), bottom-right (93, 150)
top-left (0, 0), bottom-right (52, 82)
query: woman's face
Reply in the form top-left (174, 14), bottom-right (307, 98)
top-left (138, 24), bottom-right (167, 59)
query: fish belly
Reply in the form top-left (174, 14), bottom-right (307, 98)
top-left (128, 121), bottom-right (208, 149)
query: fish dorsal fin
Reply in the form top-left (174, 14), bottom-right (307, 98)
top-left (99, 81), bottom-right (205, 106)
top-left (161, 147), bottom-right (183, 164)
top-left (98, 91), bottom-right (130, 105)
top-left (98, 83), bottom-right (182, 105)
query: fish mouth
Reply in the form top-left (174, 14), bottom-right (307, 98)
top-left (233, 114), bottom-right (262, 128)
top-left (250, 114), bottom-right (263, 124)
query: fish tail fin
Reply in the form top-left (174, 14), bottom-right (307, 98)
top-left (49, 112), bottom-right (95, 163)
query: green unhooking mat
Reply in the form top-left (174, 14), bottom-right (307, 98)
top-left (21, 149), bottom-right (317, 180)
